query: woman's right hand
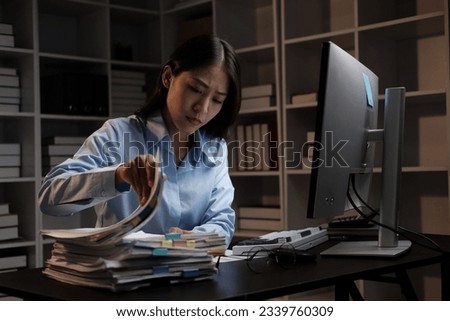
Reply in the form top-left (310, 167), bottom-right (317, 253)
top-left (115, 154), bottom-right (157, 206)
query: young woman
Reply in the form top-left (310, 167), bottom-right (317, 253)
top-left (38, 35), bottom-right (241, 246)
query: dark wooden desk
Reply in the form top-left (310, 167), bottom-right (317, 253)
top-left (0, 235), bottom-right (448, 300)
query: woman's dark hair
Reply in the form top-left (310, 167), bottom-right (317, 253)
top-left (135, 34), bottom-right (241, 139)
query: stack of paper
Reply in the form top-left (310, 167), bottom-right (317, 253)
top-left (0, 66), bottom-right (20, 112)
top-left (41, 152), bottom-right (221, 292)
top-left (0, 22), bottom-right (15, 47)
top-left (43, 234), bottom-right (218, 292)
top-left (126, 231), bottom-right (227, 256)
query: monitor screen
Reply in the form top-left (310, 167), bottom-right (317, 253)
top-left (307, 41), bottom-right (379, 220)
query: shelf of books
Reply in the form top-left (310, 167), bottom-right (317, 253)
top-left (281, 0), bottom-right (449, 300)
top-left (0, 203), bottom-right (20, 243)
top-left (0, 0), bottom-right (37, 278)
top-left (215, 0), bottom-right (284, 236)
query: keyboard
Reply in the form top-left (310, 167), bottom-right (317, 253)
top-left (231, 227), bottom-right (328, 256)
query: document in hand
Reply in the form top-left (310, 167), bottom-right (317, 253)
top-left (41, 151), bottom-right (164, 245)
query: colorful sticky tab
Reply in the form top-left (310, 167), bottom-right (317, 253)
top-left (186, 240), bottom-right (196, 248)
top-left (363, 73), bottom-right (374, 108)
top-left (161, 239), bottom-right (173, 247)
top-left (152, 248), bottom-right (169, 256)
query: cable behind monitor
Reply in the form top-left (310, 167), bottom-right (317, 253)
top-left (348, 174), bottom-right (448, 255)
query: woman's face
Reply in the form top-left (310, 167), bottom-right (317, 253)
top-left (163, 64), bottom-right (229, 140)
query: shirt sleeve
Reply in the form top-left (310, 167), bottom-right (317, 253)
top-left (38, 119), bottom-right (132, 216)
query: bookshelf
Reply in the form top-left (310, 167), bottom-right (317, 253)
top-left (282, 0), bottom-right (449, 233)
top-left (0, 0), bottom-right (163, 272)
top-left (0, 0), bottom-right (448, 300)
top-left (160, 0), bottom-right (283, 238)
top-left (281, 0), bottom-right (449, 300)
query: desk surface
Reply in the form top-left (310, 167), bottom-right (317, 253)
top-left (1, 235), bottom-right (448, 301)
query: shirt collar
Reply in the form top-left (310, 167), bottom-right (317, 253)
top-left (138, 111), bottom-right (215, 164)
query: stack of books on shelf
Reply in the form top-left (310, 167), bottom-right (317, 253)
top-left (290, 92), bottom-right (317, 106)
top-left (0, 203), bottom-right (19, 242)
top-left (0, 22), bottom-right (15, 47)
top-left (0, 143), bottom-right (21, 178)
top-left (234, 122), bottom-right (278, 171)
top-left (241, 84), bottom-right (276, 112)
top-left (238, 206), bottom-right (281, 232)
top-left (42, 136), bottom-right (86, 175)
top-left (111, 70), bottom-right (147, 117)
top-left (0, 66), bottom-right (20, 113)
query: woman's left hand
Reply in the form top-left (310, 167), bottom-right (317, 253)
top-left (115, 154), bottom-right (157, 206)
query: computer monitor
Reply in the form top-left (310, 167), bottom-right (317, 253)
top-left (307, 41), bottom-right (411, 257)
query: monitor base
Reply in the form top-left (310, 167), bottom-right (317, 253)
top-left (320, 240), bottom-right (412, 257)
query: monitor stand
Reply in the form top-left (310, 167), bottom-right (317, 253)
top-left (321, 87), bottom-right (411, 258)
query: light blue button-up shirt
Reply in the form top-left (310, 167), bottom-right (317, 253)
top-left (38, 113), bottom-right (236, 246)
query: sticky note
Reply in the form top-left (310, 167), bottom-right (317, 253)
top-left (363, 73), bottom-right (374, 108)
top-left (186, 240), bottom-right (196, 248)
top-left (152, 248), bottom-right (169, 256)
top-left (153, 265), bottom-right (169, 274)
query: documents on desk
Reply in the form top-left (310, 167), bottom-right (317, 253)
top-left (40, 152), bottom-right (223, 292)
top-left (42, 231), bottom-right (224, 292)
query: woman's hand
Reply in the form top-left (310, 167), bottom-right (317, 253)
top-left (115, 154), bottom-right (157, 206)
